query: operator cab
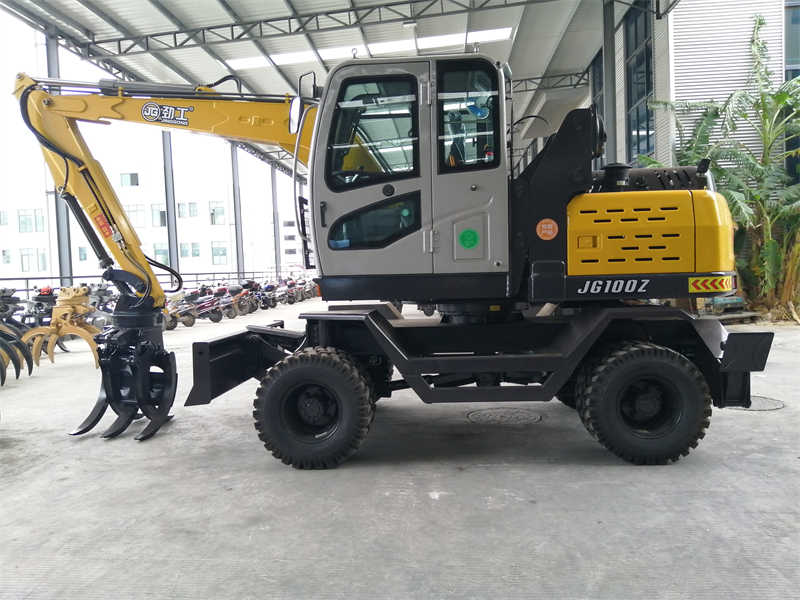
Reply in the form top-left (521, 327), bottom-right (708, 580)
top-left (309, 55), bottom-right (510, 301)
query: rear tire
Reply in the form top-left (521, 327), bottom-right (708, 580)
top-left (253, 347), bottom-right (373, 469)
top-left (165, 314), bottom-right (178, 331)
top-left (224, 306), bottom-right (237, 319)
top-left (576, 342), bottom-right (712, 465)
top-left (181, 314), bottom-right (196, 327)
top-left (208, 309), bottom-right (223, 323)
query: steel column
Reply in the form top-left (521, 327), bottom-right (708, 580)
top-left (230, 144), bottom-right (245, 278)
top-left (161, 131), bottom-right (179, 272)
top-left (270, 165), bottom-right (281, 279)
top-left (602, 0), bottom-right (618, 162)
top-left (46, 27), bottom-right (72, 286)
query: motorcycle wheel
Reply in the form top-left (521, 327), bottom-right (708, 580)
top-left (181, 314), bottom-right (196, 327)
top-left (269, 299), bottom-right (278, 308)
top-left (165, 314), bottom-right (178, 330)
top-left (209, 309), bottom-right (223, 323)
top-left (287, 295), bottom-right (295, 304)
top-left (224, 306), bottom-right (237, 319)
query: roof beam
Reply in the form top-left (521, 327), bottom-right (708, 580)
top-left (71, 0), bottom-right (196, 83)
top-left (347, 0), bottom-right (372, 58)
top-left (145, 0), bottom-right (261, 93)
top-left (82, 0), bottom-right (562, 57)
top-left (0, 0), bottom-right (143, 80)
top-left (215, 0), bottom-right (296, 90)
top-left (511, 70), bottom-right (589, 94)
top-left (283, 0), bottom-right (328, 73)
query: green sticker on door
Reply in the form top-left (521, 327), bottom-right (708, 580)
top-left (459, 228), bottom-right (479, 249)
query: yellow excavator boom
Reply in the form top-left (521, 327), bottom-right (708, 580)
top-left (12, 73), bottom-right (315, 307)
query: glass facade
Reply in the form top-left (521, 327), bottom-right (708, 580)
top-left (624, 0), bottom-right (654, 163)
top-left (787, 3), bottom-right (800, 184)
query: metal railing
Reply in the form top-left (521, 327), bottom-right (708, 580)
top-left (0, 268), bottom-right (316, 299)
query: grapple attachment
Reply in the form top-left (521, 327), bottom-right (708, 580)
top-left (70, 279), bottom-right (177, 440)
top-left (20, 286), bottom-right (100, 367)
top-left (0, 322), bottom-right (35, 386)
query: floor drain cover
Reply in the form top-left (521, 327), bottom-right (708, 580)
top-left (466, 408), bottom-right (543, 425)
top-left (729, 395), bottom-right (785, 411)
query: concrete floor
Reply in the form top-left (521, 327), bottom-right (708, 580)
top-left (0, 299), bottom-right (797, 599)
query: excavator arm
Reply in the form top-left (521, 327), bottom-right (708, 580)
top-left (12, 72), bottom-right (315, 440)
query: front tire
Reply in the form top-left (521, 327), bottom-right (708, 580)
top-left (181, 313), bottom-right (196, 327)
top-left (208, 309), bottom-right (223, 323)
top-left (576, 342), bottom-right (712, 465)
top-left (164, 314), bottom-right (178, 331)
top-left (253, 347), bottom-right (373, 469)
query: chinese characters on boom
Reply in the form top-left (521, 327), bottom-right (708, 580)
top-left (141, 102), bottom-right (194, 126)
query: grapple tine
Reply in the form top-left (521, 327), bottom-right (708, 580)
top-left (59, 325), bottom-right (100, 368)
top-left (0, 351), bottom-right (6, 386)
top-left (135, 414), bottom-right (173, 441)
top-left (0, 339), bottom-right (21, 379)
top-left (10, 339), bottom-right (34, 375)
top-left (57, 338), bottom-right (71, 353)
top-left (100, 408), bottom-right (138, 438)
top-left (46, 333), bottom-right (59, 365)
top-left (70, 380), bottom-right (110, 435)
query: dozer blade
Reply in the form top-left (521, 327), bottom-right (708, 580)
top-left (0, 339), bottom-right (21, 379)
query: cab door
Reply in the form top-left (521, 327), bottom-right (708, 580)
top-left (312, 61), bottom-right (433, 276)
top-left (431, 58), bottom-right (509, 275)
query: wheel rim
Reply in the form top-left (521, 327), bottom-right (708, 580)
top-left (282, 384), bottom-right (341, 441)
top-left (616, 376), bottom-right (683, 438)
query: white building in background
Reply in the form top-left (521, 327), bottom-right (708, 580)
top-left (0, 11), bottom-right (306, 287)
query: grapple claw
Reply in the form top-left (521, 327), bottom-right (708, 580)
top-left (0, 339), bottom-right (21, 379)
top-left (0, 350), bottom-right (6, 386)
top-left (70, 292), bottom-right (176, 441)
top-left (100, 407), bottom-right (138, 438)
top-left (9, 339), bottom-right (34, 375)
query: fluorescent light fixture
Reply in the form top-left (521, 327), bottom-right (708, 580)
top-left (272, 50), bottom-right (317, 65)
top-left (319, 45), bottom-right (367, 60)
top-left (416, 33), bottom-right (465, 50)
top-left (466, 27), bottom-right (513, 44)
top-left (369, 39), bottom-right (416, 55)
top-left (226, 56), bottom-right (271, 70)
top-left (224, 28), bottom-right (513, 69)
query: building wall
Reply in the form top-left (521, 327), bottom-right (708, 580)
top-left (661, 0), bottom-right (785, 164)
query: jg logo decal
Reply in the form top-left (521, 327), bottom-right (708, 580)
top-left (141, 102), bottom-right (194, 126)
top-left (576, 279), bottom-right (650, 295)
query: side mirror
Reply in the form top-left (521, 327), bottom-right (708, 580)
top-left (289, 96), bottom-right (303, 135)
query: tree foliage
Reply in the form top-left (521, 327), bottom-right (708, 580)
top-left (645, 15), bottom-right (800, 313)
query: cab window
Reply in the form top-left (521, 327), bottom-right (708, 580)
top-left (437, 60), bottom-right (500, 172)
top-left (326, 76), bottom-right (419, 191)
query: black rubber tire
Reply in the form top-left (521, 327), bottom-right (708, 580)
top-left (253, 347), bottom-right (373, 469)
top-left (208, 309), bottom-right (223, 323)
top-left (181, 314), bottom-right (196, 327)
top-left (576, 341), bottom-right (712, 465)
top-left (223, 306), bottom-right (237, 319)
top-left (164, 314), bottom-right (178, 331)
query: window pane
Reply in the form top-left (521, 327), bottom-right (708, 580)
top-left (1, 249), bottom-right (10, 264)
top-left (787, 7), bottom-right (800, 67)
top-left (211, 242), bottom-right (227, 265)
top-left (328, 193), bottom-right (421, 250)
top-left (78, 247), bottom-right (87, 261)
top-left (180, 243), bottom-right (189, 257)
top-left (153, 243), bottom-right (169, 266)
top-left (191, 242), bottom-right (200, 257)
top-left (327, 76), bottom-right (418, 190)
top-left (189, 202), bottom-right (198, 217)
top-left (0, 211), bottom-right (7, 226)
top-left (210, 201), bottom-right (225, 225)
top-left (438, 61), bottom-right (499, 171)
top-left (35, 209), bottom-right (44, 232)
top-left (37, 250), bottom-right (47, 272)
top-left (18, 210), bottom-right (33, 233)
top-left (178, 203), bottom-right (187, 218)
top-left (151, 205), bottom-right (166, 227)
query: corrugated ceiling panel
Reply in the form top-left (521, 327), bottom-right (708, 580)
top-left (290, 0), bottom-right (350, 13)
top-left (44, 0), bottom-right (118, 38)
top-left (156, 0), bottom-right (231, 29)
top-left (308, 29), bottom-right (364, 49)
top-left (225, 0), bottom-right (288, 22)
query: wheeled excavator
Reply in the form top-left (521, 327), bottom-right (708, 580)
top-left (14, 54), bottom-right (772, 464)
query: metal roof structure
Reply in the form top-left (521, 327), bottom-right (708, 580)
top-left (0, 0), bottom-right (682, 171)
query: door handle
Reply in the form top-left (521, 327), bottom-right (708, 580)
top-left (320, 201), bottom-right (327, 227)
